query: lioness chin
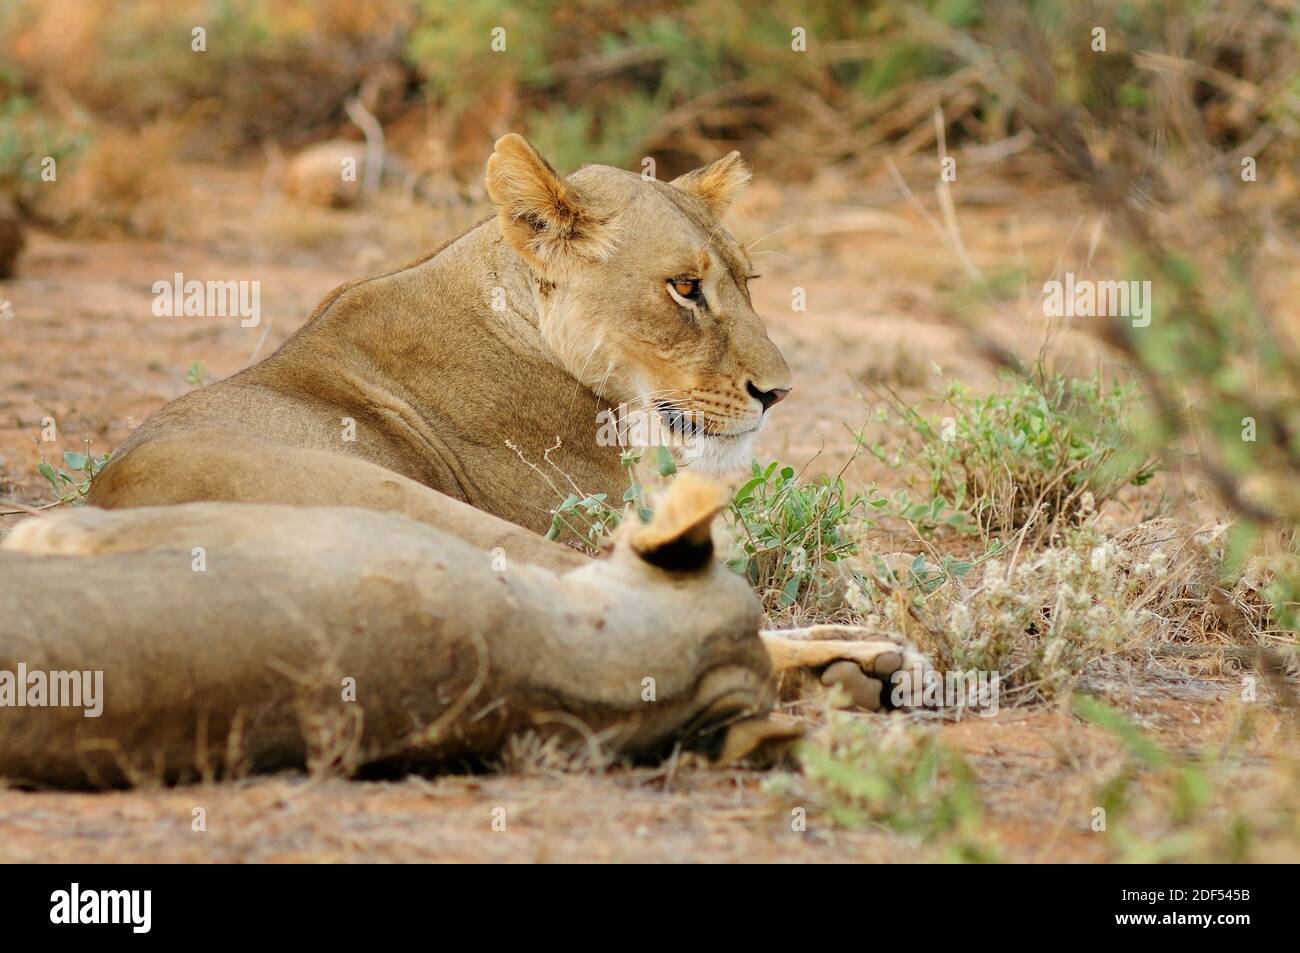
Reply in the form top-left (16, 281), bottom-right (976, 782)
top-left (87, 133), bottom-right (792, 566)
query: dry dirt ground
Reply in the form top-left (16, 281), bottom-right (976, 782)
top-left (0, 160), bottom-right (1292, 862)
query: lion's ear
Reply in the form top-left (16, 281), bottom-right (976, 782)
top-left (485, 133), bottom-right (615, 271)
top-left (670, 151), bottom-right (751, 217)
top-left (630, 474), bottom-right (726, 573)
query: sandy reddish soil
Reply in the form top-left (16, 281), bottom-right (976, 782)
top-left (3, 699), bottom-right (1291, 863)
top-left (0, 162), bottom-right (1293, 862)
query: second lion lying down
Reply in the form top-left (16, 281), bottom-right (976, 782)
top-left (0, 477), bottom-right (924, 787)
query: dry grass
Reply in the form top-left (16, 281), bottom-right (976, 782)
top-left (1, 0), bottom-right (413, 149)
top-left (43, 123), bottom-right (183, 237)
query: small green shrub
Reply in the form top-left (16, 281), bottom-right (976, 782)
top-left (536, 452), bottom-right (871, 614)
top-left (873, 373), bottom-right (1157, 541)
top-left (725, 460), bottom-right (868, 612)
top-left (776, 711), bottom-right (996, 860)
top-left (863, 523), bottom-right (1147, 706)
top-left (38, 449), bottom-right (109, 504)
top-left (0, 68), bottom-right (86, 210)
top-left (543, 448), bottom-right (654, 550)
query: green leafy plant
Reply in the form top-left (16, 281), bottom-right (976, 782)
top-left (868, 538), bottom-right (1003, 597)
top-left (539, 451), bottom-right (872, 615)
top-left (783, 711), bottom-right (996, 861)
top-left (544, 446), bottom-right (677, 549)
top-left (873, 373), bottom-right (1157, 541)
top-left (0, 66), bottom-right (86, 210)
top-left (37, 449), bottom-right (109, 504)
top-left (868, 486), bottom-right (973, 537)
top-left (726, 459), bottom-right (868, 611)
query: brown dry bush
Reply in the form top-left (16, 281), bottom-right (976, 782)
top-left (35, 122), bottom-right (183, 237)
top-left (847, 514), bottom-right (1294, 709)
top-left (1, 0), bottom-right (413, 151)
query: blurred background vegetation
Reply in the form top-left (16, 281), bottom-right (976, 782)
top-left (1, 0), bottom-right (1294, 176)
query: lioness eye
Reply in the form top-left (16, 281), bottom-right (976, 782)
top-left (668, 277), bottom-right (702, 302)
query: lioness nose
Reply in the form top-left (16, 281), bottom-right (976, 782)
top-left (746, 381), bottom-right (791, 411)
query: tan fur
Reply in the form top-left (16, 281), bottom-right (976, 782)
top-left (0, 481), bottom-right (780, 787)
top-left (629, 472), bottom-right (725, 556)
top-left (670, 151), bottom-right (751, 217)
top-left (87, 134), bottom-right (793, 562)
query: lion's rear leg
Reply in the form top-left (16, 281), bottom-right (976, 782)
top-left (760, 625), bottom-right (931, 712)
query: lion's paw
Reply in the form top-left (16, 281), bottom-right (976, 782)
top-left (814, 636), bottom-right (931, 712)
top-left (760, 625), bottom-right (932, 713)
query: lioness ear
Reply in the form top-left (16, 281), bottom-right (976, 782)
top-left (630, 474), bottom-right (726, 573)
top-left (485, 133), bottom-right (614, 271)
top-left (670, 151), bottom-right (751, 217)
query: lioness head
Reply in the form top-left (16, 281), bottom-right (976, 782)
top-left (485, 134), bottom-right (792, 476)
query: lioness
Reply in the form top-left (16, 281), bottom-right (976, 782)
top-left (87, 134), bottom-right (793, 570)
